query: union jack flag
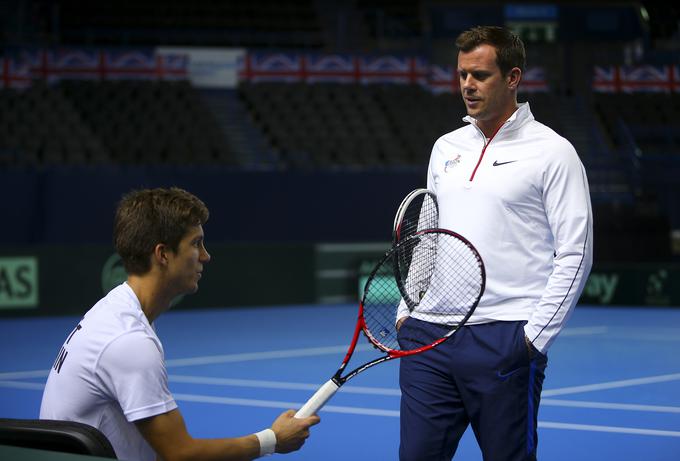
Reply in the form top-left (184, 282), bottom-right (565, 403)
top-left (0, 57), bottom-right (32, 89)
top-left (21, 48), bottom-right (103, 81)
top-left (239, 52), bottom-right (430, 85)
top-left (105, 50), bottom-right (188, 80)
top-left (304, 54), bottom-right (358, 83)
top-left (358, 55), bottom-right (428, 85)
top-left (519, 67), bottom-right (548, 92)
top-left (238, 53), bottom-right (302, 82)
top-left (237, 51), bottom-right (548, 94)
top-left (593, 66), bottom-right (625, 93)
top-left (13, 48), bottom-right (188, 82)
top-left (428, 64), bottom-right (459, 94)
top-left (427, 64), bottom-right (547, 94)
top-left (594, 65), bottom-right (680, 93)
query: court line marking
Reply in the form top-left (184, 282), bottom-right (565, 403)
top-left (164, 326), bottom-right (608, 367)
top-left (621, 334), bottom-right (680, 342)
top-left (601, 329), bottom-right (680, 342)
top-left (169, 374), bottom-right (401, 396)
top-left (542, 373), bottom-right (680, 397)
top-left (6, 375), bottom-right (678, 414)
top-left (169, 372), bottom-right (680, 399)
top-left (164, 344), bottom-right (373, 368)
top-left (0, 380), bottom-right (45, 390)
top-left (173, 393), bottom-right (400, 417)
top-left (171, 393), bottom-right (680, 437)
top-left (542, 399), bottom-right (680, 414)
top-left (0, 370), bottom-right (49, 380)
top-left (3, 369), bottom-right (680, 401)
top-left (0, 324), bottom-right (612, 379)
top-left (168, 375), bottom-right (680, 412)
top-left (558, 326), bottom-right (608, 336)
top-left (2, 381), bottom-right (680, 434)
top-left (538, 422), bottom-right (680, 438)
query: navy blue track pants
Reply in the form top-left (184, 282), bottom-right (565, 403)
top-left (398, 318), bottom-right (548, 461)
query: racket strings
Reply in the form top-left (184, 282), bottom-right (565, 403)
top-left (397, 194), bottom-right (438, 241)
top-left (396, 233), bottom-right (437, 308)
top-left (362, 231), bottom-right (484, 352)
top-left (432, 239), bottom-right (484, 316)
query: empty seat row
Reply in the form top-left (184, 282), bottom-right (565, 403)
top-left (0, 80), bottom-right (235, 167)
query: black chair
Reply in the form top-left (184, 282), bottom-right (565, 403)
top-left (0, 418), bottom-right (117, 459)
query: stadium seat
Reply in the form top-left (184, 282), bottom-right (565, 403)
top-left (593, 93), bottom-right (680, 154)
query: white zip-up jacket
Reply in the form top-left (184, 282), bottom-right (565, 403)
top-left (398, 102), bottom-right (593, 353)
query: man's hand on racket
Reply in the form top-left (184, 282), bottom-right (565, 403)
top-left (271, 410), bottom-right (320, 453)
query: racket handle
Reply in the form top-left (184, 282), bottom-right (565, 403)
top-left (295, 379), bottom-right (340, 418)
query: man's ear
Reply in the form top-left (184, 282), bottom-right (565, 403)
top-left (507, 67), bottom-right (522, 91)
top-left (152, 243), bottom-right (169, 267)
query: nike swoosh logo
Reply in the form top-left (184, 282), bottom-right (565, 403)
top-left (496, 368), bottom-right (522, 380)
top-left (493, 160), bottom-right (517, 166)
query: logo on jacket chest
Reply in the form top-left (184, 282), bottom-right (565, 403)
top-left (444, 154), bottom-right (462, 172)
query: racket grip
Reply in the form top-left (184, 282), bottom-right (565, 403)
top-left (294, 379), bottom-right (340, 418)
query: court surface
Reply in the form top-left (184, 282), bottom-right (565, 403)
top-left (1, 304), bottom-right (679, 460)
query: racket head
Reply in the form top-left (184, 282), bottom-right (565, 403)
top-left (393, 189), bottom-right (439, 244)
top-left (360, 229), bottom-right (485, 355)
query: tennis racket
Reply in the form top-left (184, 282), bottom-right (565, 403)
top-left (393, 189), bottom-right (438, 244)
top-left (392, 188), bottom-right (439, 307)
top-left (295, 228), bottom-right (485, 418)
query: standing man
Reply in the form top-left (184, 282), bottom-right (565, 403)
top-left (396, 26), bottom-right (593, 460)
top-left (41, 187), bottom-right (320, 461)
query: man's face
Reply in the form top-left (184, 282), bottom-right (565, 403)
top-left (165, 224), bottom-right (210, 295)
top-left (458, 44), bottom-right (518, 131)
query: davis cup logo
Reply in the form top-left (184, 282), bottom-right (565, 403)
top-left (444, 154), bottom-right (462, 172)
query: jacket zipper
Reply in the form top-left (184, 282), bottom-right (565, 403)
top-left (469, 123), bottom-right (504, 182)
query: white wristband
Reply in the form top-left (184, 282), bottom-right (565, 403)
top-left (254, 428), bottom-right (276, 457)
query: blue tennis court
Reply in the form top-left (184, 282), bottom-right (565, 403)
top-left (1, 303), bottom-right (679, 460)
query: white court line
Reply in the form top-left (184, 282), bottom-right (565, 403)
top-left (172, 392), bottom-right (680, 437)
top-left (0, 369), bottom-right (49, 380)
top-left (558, 326), bottom-right (609, 336)
top-left (8, 373), bottom-right (677, 411)
top-left (0, 343), bottom-right (366, 379)
top-left (173, 393), bottom-right (400, 417)
top-left (538, 421), bottom-right (680, 438)
top-left (169, 375), bottom-right (401, 396)
top-left (0, 324), bottom-right (611, 380)
top-left (542, 373), bottom-right (680, 397)
top-left (5, 375), bottom-right (677, 414)
top-left (165, 324), bottom-right (609, 368)
top-left (0, 380), bottom-right (45, 390)
top-left (165, 344), bottom-right (372, 368)
top-left (168, 376), bottom-right (680, 410)
top-left (618, 333), bottom-right (680, 342)
top-left (583, 326), bottom-right (680, 342)
top-left (4, 368), bottom-right (679, 402)
top-left (542, 399), bottom-right (680, 414)
top-left (3, 381), bottom-right (680, 436)
top-left (170, 327), bottom-right (676, 369)
top-left (2, 378), bottom-right (679, 435)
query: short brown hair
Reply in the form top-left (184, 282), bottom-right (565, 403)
top-left (455, 26), bottom-right (526, 75)
top-left (114, 187), bottom-right (209, 275)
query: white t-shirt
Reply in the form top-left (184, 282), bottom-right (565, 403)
top-left (40, 283), bottom-right (177, 461)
